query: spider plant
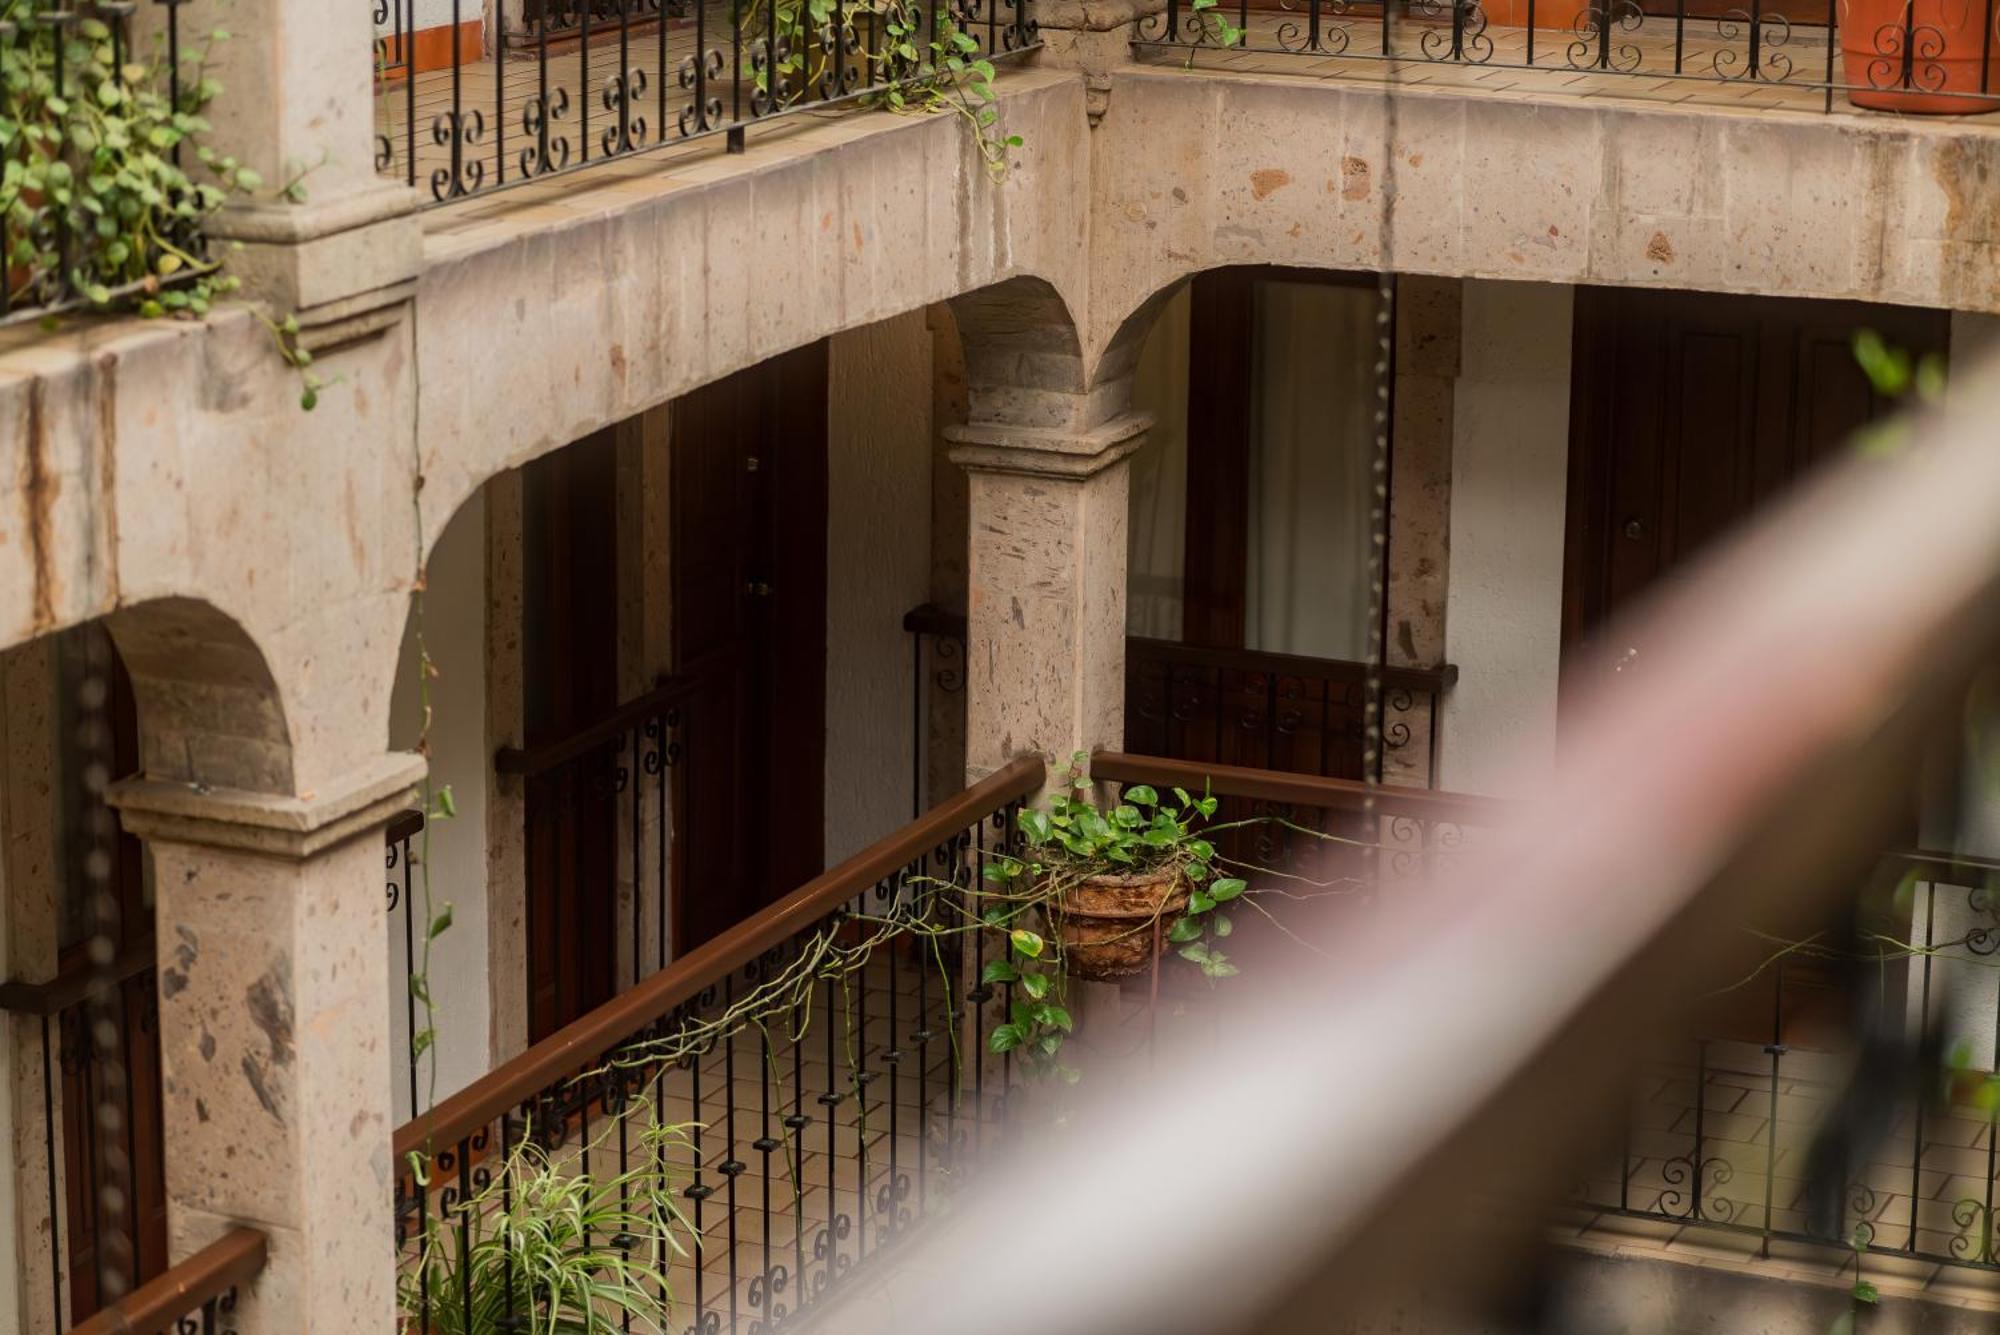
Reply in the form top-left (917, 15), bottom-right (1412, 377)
top-left (402, 1107), bottom-right (698, 1334)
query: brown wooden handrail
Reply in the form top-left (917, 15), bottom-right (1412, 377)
top-left (1126, 637), bottom-right (1459, 695)
top-left (1090, 751), bottom-right (1514, 826)
top-left (67, 1227), bottom-right (266, 1335)
top-left (494, 674), bottom-right (700, 777)
top-left (0, 932), bottom-right (158, 1019)
top-left (393, 754), bottom-right (1045, 1160)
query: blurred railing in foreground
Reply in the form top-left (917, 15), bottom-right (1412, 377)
top-left (65, 1228), bottom-right (265, 1335)
top-left (822, 363), bottom-right (2000, 1332)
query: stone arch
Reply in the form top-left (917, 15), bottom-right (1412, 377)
top-left (99, 597), bottom-right (296, 797)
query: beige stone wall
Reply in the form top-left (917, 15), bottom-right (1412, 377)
top-left (1084, 69), bottom-right (2000, 369)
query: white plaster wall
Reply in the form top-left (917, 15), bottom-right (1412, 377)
top-left (824, 312), bottom-right (935, 865)
top-left (388, 491), bottom-right (491, 1122)
top-left (377, 0), bottom-right (463, 41)
top-left (1439, 280), bottom-right (1574, 800)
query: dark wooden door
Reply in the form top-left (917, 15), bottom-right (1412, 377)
top-left (672, 342), bottom-right (829, 950)
top-left (1563, 287), bottom-right (1944, 1045)
top-left (57, 629), bottom-right (169, 1320)
top-left (1564, 286), bottom-right (1949, 660)
top-left (522, 429), bottom-right (622, 1041)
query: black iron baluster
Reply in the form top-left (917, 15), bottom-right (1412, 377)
top-left (1691, 1040), bottom-right (1708, 1221)
top-left (404, 0), bottom-right (418, 186)
top-left (1747, 0), bottom-right (1762, 77)
top-left (449, 0), bottom-right (466, 194)
top-left (1673, 0), bottom-right (1685, 73)
top-left (887, 870), bottom-right (902, 1239)
top-left (916, 872), bottom-right (932, 1216)
top-left (723, 974), bottom-right (742, 1332)
top-left (821, 964), bottom-right (840, 1300)
top-left (1910, 884), bottom-right (1936, 1252)
top-left (1984, 0), bottom-right (1997, 94)
top-left (1899, 0), bottom-right (1917, 90)
top-left (690, 1012), bottom-right (709, 1329)
top-left (619, 0), bottom-right (633, 154)
top-left (1596, 0), bottom-right (1611, 68)
top-left (501, 1110), bottom-right (518, 1330)
top-left (1985, 930), bottom-right (2000, 1263)
top-left (697, 0), bottom-right (711, 130)
top-left (754, 954), bottom-right (778, 1323)
top-left (494, 0), bottom-right (507, 190)
top-left (857, 912), bottom-right (871, 1261)
top-left (632, 726), bottom-right (643, 990)
top-left (1762, 961), bottom-right (1785, 1252)
top-left (1526, 0), bottom-right (1536, 69)
top-left (1823, 0), bottom-right (1835, 109)
top-left (973, 818), bottom-right (989, 1132)
top-left (457, 1133), bottom-right (475, 1333)
top-left (583, 0), bottom-right (594, 159)
top-left (790, 968), bottom-right (808, 1305)
top-left (1380, 0), bottom-right (1390, 61)
top-left (658, 0), bottom-right (669, 142)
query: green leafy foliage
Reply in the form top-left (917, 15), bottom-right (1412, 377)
top-left (1850, 328), bottom-right (1946, 457)
top-left (1, 8), bottom-right (244, 317)
top-left (403, 1112), bottom-right (695, 1333)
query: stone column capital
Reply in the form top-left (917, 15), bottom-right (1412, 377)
top-left (947, 410), bottom-right (1153, 479)
top-left (107, 751), bottom-right (425, 859)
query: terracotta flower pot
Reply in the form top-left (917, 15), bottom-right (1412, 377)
top-left (1841, 0), bottom-right (2000, 113)
top-left (1050, 869), bottom-right (1189, 982)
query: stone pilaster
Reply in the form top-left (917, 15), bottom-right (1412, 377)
top-left (106, 754), bottom-right (423, 1332)
top-left (149, 0), bottom-right (420, 346)
top-left (950, 411), bottom-right (1149, 790)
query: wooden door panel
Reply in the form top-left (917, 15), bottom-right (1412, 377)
top-left (672, 341), bottom-right (828, 949)
top-left (1564, 285), bottom-right (1950, 653)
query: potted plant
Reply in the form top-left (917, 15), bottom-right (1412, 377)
top-left (1840, 0), bottom-right (2000, 113)
top-left (988, 754), bottom-right (1243, 984)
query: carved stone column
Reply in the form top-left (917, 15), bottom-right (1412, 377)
top-left (951, 411), bottom-right (1149, 791)
top-left (108, 754), bottom-right (423, 1331)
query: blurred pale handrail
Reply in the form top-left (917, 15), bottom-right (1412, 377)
top-left (824, 362), bottom-right (2000, 1334)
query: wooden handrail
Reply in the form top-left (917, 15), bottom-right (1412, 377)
top-left (393, 754), bottom-right (1045, 1160)
top-left (494, 674), bottom-right (700, 777)
top-left (68, 1227), bottom-right (266, 1335)
top-left (385, 807), bottom-right (426, 846)
top-left (1126, 637), bottom-right (1459, 695)
top-left (1090, 752), bottom-right (1514, 826)
top-left (0, 932), bottom-right (158, 1019)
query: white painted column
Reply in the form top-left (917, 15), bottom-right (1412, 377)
top-left (1439, 280), bottom-right (1574, 799)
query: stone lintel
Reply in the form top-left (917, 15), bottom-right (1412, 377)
top-left (107, 752), bottom-right (426, 859)
top-left (947, 411), bottom-right (1152, 478)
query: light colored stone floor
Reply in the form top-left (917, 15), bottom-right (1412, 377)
top-left (1133, 7), bottom-right (2000, 123)
top-left (1567, 1036), bottom-right (2000, 1311)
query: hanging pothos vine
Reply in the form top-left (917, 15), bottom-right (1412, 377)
top-left (396, 746), bottom-right (1363, 1329)
top-left (0, 3), bottom-right (326, 406)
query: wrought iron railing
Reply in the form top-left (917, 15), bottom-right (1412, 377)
top-left (1124, 639), bottom-right (1456, 788)
top-left (370, 0), bottom-right (1038, 205)
top-left (495, 677), bottom-right (691, 1043)
top-left (1134, 0), bottom-right (2000, 114)
top-left (1583, 845), bottom-right (2000, 1270)
top-left (391, 755), bottom-right (1039, 1334)
top-left (65, 1227), bottom-right (265, 1335)
top-left (1094, 751), bottom-right (2000, 1287)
